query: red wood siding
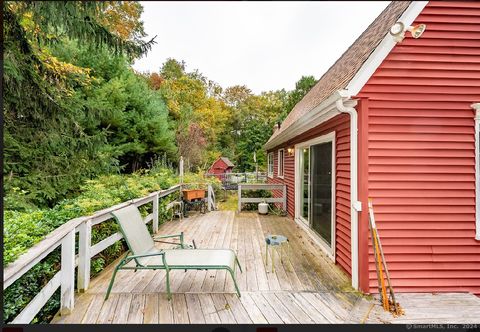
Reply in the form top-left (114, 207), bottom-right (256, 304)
top-left (357, 1), bottom-right (480, 295)
top-left (268, 114), bottom-right (352, 275)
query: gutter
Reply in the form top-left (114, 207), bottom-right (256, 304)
top-left (336, 90), bottom-right (362, 290)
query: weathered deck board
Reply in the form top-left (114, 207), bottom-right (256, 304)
top-left (197, 293), bottom-right (221, 324)
top-left (127, 294), bottom-right (146, 323)
top-left (50, 211), bottom-right (480, 324)
top-left (112, 293), bottom-right (132, 323)
top-left (143, 293), bottom-right (159, 323)
top-left (238, 292), bottom-right (268, 324)
top-left (172, 294), bottom-right (189, 323)
top-left (185, 294), bottom-right (206, 324)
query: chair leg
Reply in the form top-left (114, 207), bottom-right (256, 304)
top-left (265, 244), bottom-right (269, 266)
top-left (235, 256), bottom-right (243, 273)
top-left (105, 262), bottom-right (122, 300)
top-left (228, 268), bottom-right (241, 298)
top-left (165, 268), bottom-right (172, 301)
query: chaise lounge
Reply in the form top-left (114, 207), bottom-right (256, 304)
top-left (105, 205), bottom-right (242, 300)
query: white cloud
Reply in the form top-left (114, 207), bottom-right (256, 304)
top-left (133, 1), bottom-right (391, 93)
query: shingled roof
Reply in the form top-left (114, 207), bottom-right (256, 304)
top-left (220, 157), bottom-right (235, 168)
top-left (267, 1), bottom-right (411, 144)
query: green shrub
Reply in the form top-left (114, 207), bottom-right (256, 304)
top-left (3, 168), bottom-right (220, 323)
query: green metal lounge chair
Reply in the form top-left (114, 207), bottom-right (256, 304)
top-left (105, 205), bottom-right (242, 300)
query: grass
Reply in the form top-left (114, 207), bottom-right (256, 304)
top-left (217, 191), bottom-right (238, 211)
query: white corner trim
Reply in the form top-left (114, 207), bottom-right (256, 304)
top-left (345, 1), bottom-right (428, 95)
top-left (472, 103), bottom-right (480, 241)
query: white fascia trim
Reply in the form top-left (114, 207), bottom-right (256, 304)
top-left (345, 1), bottom-right (428, 95)
top-left (472, 103), bottom-right (480, 241)
top-left (265, 91), bottom-right (345, 150)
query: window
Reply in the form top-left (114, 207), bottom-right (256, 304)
top-left (278, 149), bottom-right (284, 178)
top-left (268, 152), bottom-right (274, 178)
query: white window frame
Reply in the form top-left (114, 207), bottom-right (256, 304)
top-left (267, 152), bottom-right (274, 178)
top-left (294, 131), bottom-right (336, 259)
top-left (473, 103), bottom-right (480, 241)
top-left (277, 148), bottom-right (284, 179)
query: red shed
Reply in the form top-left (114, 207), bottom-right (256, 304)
top-left (265, 1), bottom-right (480, 296)
top-left (207, 157), bottom-right (235, 180)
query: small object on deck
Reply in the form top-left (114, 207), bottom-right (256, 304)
top-left (258, 202), bottom-right (268, 215)
top-left (264, 234), bottom-right (290, 273)
top-left (170, 201), bottom-right (184, 221)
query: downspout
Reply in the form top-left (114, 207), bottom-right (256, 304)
top-left (336, 97), bottom-right (362, 290)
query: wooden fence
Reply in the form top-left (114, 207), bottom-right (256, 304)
top-left (237, 183), bottom-right (286, 212)
top-left (3, 183), bottom-right (215, 324)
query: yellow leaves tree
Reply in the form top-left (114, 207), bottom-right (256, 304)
top-left (99, 1), bottom-right (146, 41)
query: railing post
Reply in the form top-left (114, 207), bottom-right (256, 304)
top-left (238, 184), bottom-right (242, 212)
top-left (78, 220), bottom-right (91, 292)
top-left (60, 230), bottom-right (75, 315)
top-left (207, 185), bottom-right (212, 212)
top-left (283, 185), bottom-right (287, 212)
top-left (153, 193), bottom-right (159, 233)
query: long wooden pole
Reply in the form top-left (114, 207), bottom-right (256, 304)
top-left (369, 199), bottom-right (400, 313)
top-left (373, 211), bottom-right (399, 312)
top-left (368, 199), bottom-right (388, 311)
top-left (369, 218), bottom-right (383, 296)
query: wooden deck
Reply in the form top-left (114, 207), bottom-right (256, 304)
top-left (52, 211), bottom-right (480, 324)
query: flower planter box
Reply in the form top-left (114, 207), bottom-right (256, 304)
top-left (182, 189), bottom-right (206, 201)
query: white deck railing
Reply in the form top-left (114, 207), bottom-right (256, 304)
top-left (3, 184), bottom-right (216, 324)
top-left (237, 183), bottom-right (286, 212)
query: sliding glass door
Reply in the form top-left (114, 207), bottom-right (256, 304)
top-left (296, 133), bottom-right (335, 254)
top-left (310, 142), bottom-right (333, 246)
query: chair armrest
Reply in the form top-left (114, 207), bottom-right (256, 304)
top-left (153, 233), bottom-right (183, 240)
top-left (126, 250), bottom-right (169, 268)
top-left (153, 232), bottom-right (185, 247)
top-left (126, 251), bottom-right (165, 259)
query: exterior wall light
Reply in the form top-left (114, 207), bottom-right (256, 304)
top-left (390, 21), bottom-right (426, 43)
top-left (287, 147), bottom-right (294, 156)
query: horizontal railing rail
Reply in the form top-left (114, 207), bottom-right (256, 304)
top-left (3, 184), bottom-right (185, 324)
top-left (205, 172), bottom-right (267, 186)
top-left (237, 183), bottom-right (286, 212)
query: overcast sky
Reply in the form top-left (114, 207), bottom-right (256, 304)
top-left (133, 1), bottom-right (391, 94)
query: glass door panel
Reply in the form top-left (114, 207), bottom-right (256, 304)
top-left (310, 142), bottom-right (333, 246)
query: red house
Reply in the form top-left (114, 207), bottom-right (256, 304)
top-left (265, 1), bottom-right (480, 296)
top-left (207, 157), bottom-right (235, 180)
